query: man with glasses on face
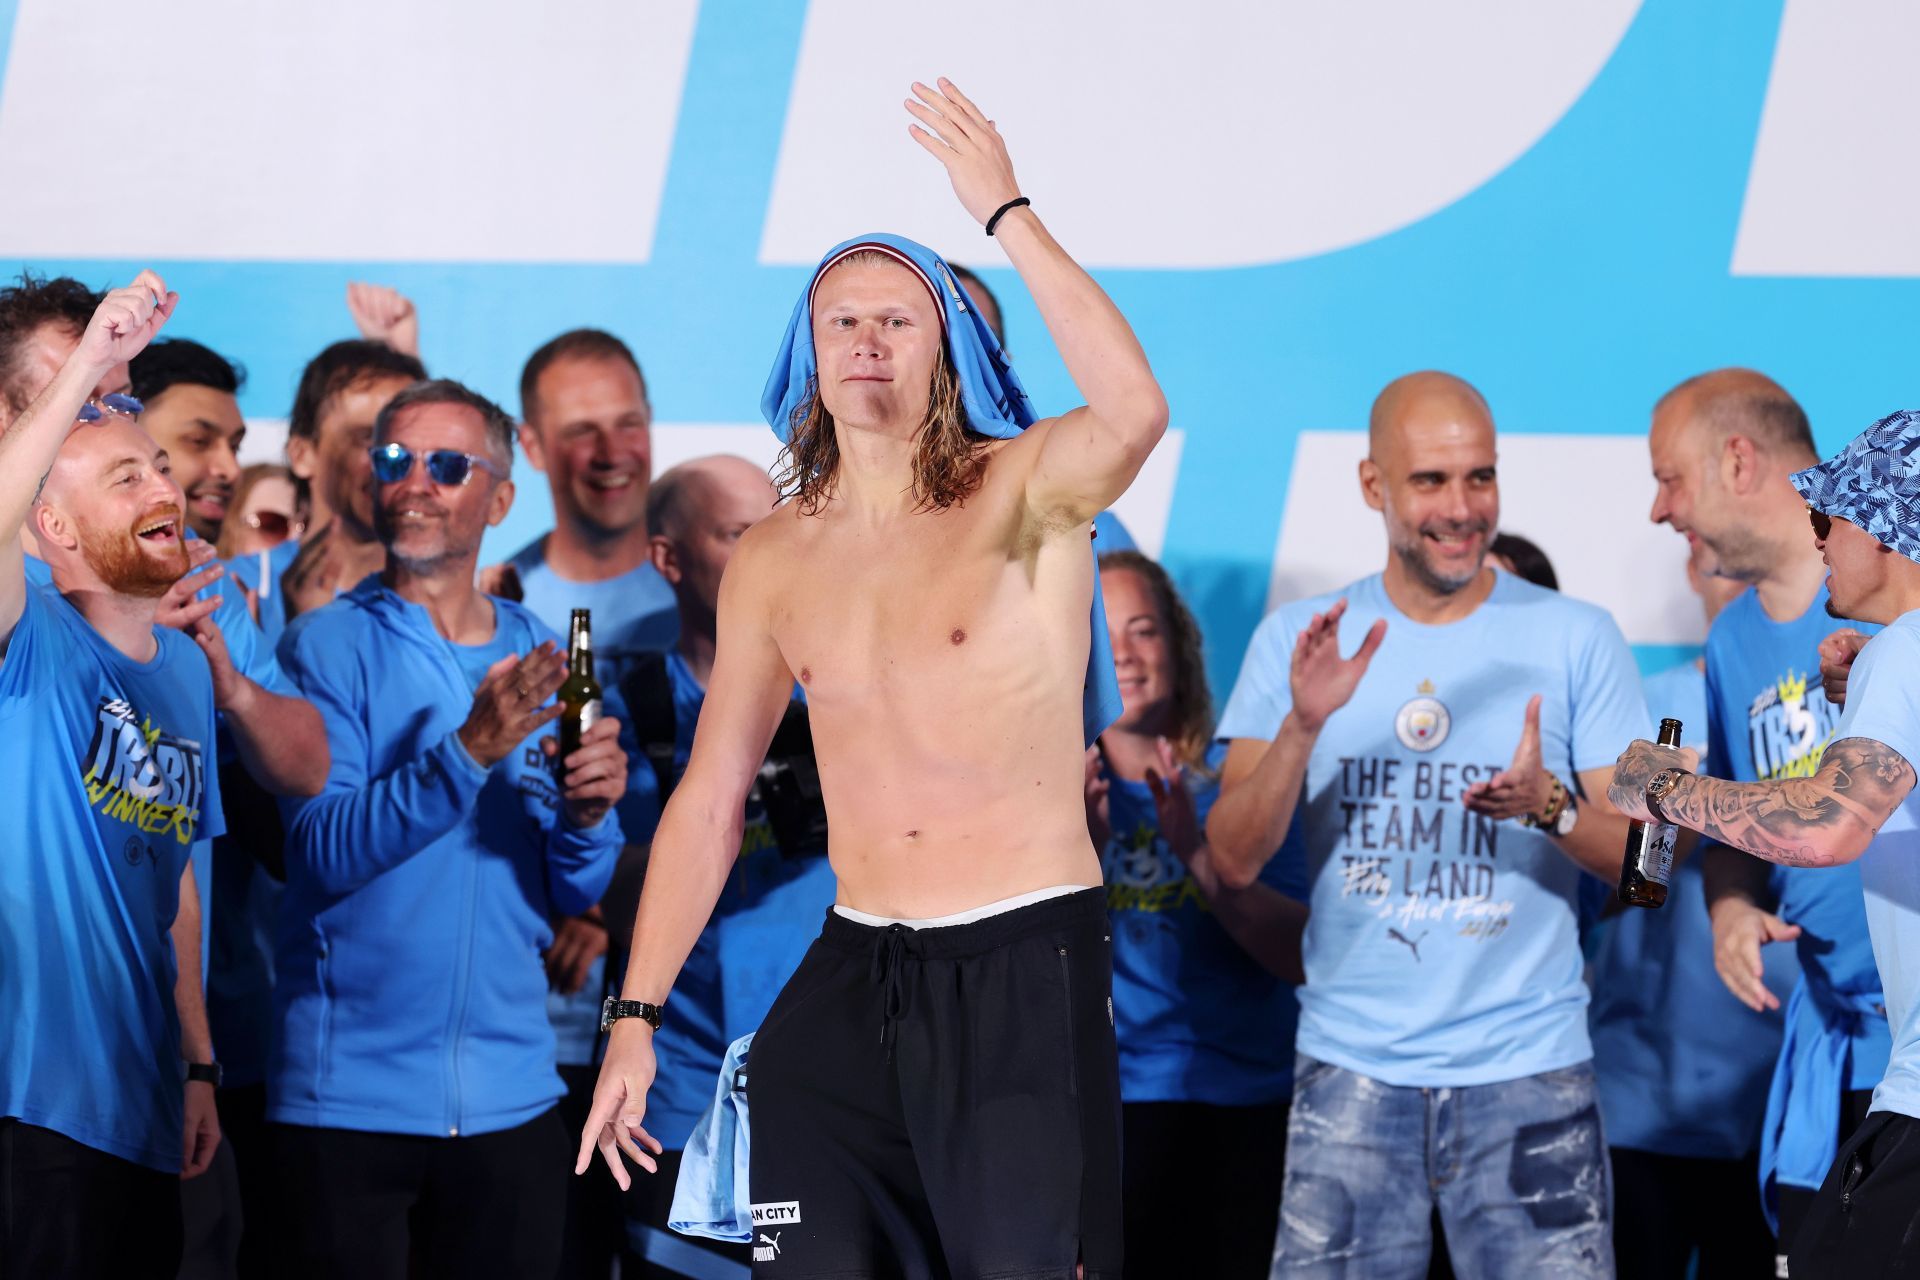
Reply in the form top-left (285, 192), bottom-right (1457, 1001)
top-left (269, 379), bottom-right (628, 1278)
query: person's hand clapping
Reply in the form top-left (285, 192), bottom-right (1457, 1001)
top-left (155, 538), bottom-right (224, 632)
top-left (1819, 628), bottom-right (1867, 708)
top-left (904, 79), bottom-right (1024, 228)
top-left (1288, 600), bottom-right (1386, 732)
top-left (1462, 695), bottom-right (1552, 822)
top-left (1083, 745), bottom-right (1112, 850)
top-left (458, 643), bottom-right (566, 768)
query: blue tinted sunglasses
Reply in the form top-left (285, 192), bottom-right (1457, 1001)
top-left (369, 442), bottom-right (505, 487)
top-left (76, 393), bottom-right (143, 423)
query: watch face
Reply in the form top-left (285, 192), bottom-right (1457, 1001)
top-left (1555, 802), bottom-right (1578, 836)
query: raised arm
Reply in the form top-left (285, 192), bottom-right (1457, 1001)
top-left (576, 530), bottom-right (797, 1188)
top-left (906, 79), bottom-right (1168, 523)
top-left (1610, 736), bottom-right (1915, 869)
top-left (1208, 603), bottom-right (1385, 888)
top-left (0, 272), bottom-right (175, 651)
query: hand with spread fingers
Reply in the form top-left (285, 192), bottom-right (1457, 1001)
top-left (1289, 600), bottom-right (1386, 732)
top-left (904, 78), bottom-right (1024, 228)
top-left (1462, 695), bottom-right (1558, 822)
top-left (458, 643), bottom-right (566, 768)
top-left (575, 1028), bottom-right (665, 1190)
top-left (155, 538), bottom-right (224, 632)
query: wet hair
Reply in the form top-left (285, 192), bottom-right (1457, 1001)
top-left (0, 273), bottom-right (101, 413)
top-left (1098, 550), bottom-right (1215, 773)
top-left (519, 328), bottom-right (648, 423)
top-left (775, 249), bottom-right (989, 515)
top-left (130, 339), bottom-right (244, 404)
top-left (1657, 369), bottom-right (1817, 462)
top-left (948, 263), bottom-right (1003, 345)
top-left (1490, 531), bottom-right (1559, 590)
top-left (287, 339), bottom-right (426, 444)
top-left (374, 378), bottom-right (516, 472)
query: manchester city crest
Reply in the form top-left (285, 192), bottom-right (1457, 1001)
top-left (1395, 680), bottom-right (1450, 751)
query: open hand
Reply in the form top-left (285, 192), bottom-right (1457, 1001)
top-left (77, 270), bottom-right (177, 374)
top-left (905, 78), bottom-right (1023, 227)
top-left (458, 643), bottom-right (566, 768)
top-left (1289, 600), bottom-right (1386, 731)
top-left (1144, 737), bottom-right (1202, 863)
top-left (346, 282), bottom-right (420, 357)
top-left (576, 1024), bottom-right (665, 1189)
top-left (155, 538), bottom-right (223, 632)
top-left (1709, 894), bottom-right (1801, 1012)
top-left (1463, 695), bottom-right (1554, 822)
top-left (1819, 628), bottom-right (1867, 708)
top-left (544, 715), bottom-right (627, 828)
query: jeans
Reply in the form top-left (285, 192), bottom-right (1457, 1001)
top-left (1273, 1056), bottom-right (1612, 1279)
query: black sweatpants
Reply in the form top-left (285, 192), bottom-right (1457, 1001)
top-left (269, 1107), bottom-right (567, 1280)
top-left (1789, 1110), bottom-right (1920, 1278)
top-left (1778, 1085), bottom-right (1876, 1273)
top-left (1121, 1101), bottom-right (1287, 1280)
top-left (748, 887), bottom-right (1123, 1279)
top-left (1609, 1147), bottom-right (1773, 1279)
top-left (0, 1117), bottom-right (182, 1279)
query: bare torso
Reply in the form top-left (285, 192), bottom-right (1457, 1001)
top-left (745, 431), bottom-right (1099, 917)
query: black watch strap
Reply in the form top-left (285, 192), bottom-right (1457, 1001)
top-left (601, 996), bottom-right (663, 1033)
top-left (185, 1061), bottom-right (222, 1087)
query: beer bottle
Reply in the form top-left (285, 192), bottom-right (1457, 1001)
top-left (558, 609), bottom-right (603, 764)
top-left (1617, 717), bottom-right (1684, 908)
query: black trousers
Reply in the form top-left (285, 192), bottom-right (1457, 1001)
top-left (1608, 1146), bottom-right (1773, 1279)
top-left (1789, 1110), bottom-right (1920, 1279)
top-left (1778, 1085), bottom-right (1877, 1271)
top-left (1121, 1100), bottom-right (1287, 1280)
top-left (0, 1117), bottom-right (182, 1279)
top-left (749, 888), bottom-right (1123, 1279)
top-left (269, 1107), bottom-right (567, 1280)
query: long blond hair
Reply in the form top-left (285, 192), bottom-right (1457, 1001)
top-left (1100, 550), bottom-right (1216, 774)
top-left (773, 251), bottom-right (991, 515)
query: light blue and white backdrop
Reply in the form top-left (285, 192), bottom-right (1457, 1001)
top-left (4, 0), bottom-right (1916, 693)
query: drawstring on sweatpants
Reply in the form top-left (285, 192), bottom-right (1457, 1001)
top-left (871, 923), bottom-right (911, 1062)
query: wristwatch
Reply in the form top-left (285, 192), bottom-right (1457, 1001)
top-left (1645, 768), bottom-right (1688, 823)
top-left (601, 996), bottom-right (664, 1034)
top-left (1520, 774), bottom-right (1578, 837)
top-left (185, 1061), bottom-right (222, 1087)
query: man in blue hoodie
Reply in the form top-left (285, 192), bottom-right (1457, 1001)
top-left (272, 378), bottom-right (628, 1278)
top-left (0, 271), bottom-right (223, 1279)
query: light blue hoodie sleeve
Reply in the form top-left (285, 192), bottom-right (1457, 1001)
top-left (279, 617), bottom-right (491, 897)
top-left (544, 811), bottom-right (622, 917)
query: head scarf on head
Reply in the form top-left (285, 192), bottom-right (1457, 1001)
top-left (1792, 408), bottom-right (1920, 565)
top-left (761, 232), bottom-right (1123, 745)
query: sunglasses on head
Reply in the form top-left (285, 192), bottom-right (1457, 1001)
top-left (1808, 506), bottom-right (1833, 541)
top-left (368, 443), bottom-right (505, 487)
top-left (75, 392), bottom-right (143, 424)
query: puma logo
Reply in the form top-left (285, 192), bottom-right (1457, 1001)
top-left (1388, 927), bottom-right (1428, 962)
top-left (754, 1231), bottom-right (782, 1262)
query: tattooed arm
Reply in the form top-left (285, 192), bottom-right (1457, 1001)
top-left (1609, 737), bottom-right (1915, 868)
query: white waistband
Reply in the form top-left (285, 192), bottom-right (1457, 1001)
top-left (832, 884), bottom-right (1090, 931)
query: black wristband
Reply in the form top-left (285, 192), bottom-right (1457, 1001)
top-left (985, 196), bottom-right (1030, 236)
top-left (185, 1061), bottom-right (222, 1087)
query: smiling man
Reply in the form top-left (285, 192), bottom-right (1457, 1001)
top-left (0, 272), bottom-right (226, 1278)
top-left (578, 80), bottom-right (1165, 1279)
top-left (1208, 371), bottom-right (1649, 1277)
top-left (128, 340), bottom-right (246, 543)
top-left (1612, 408), bottom-right (1920, 1278)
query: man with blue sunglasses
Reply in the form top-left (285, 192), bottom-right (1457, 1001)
top-left (270, 377), bottom-right (627, 1278)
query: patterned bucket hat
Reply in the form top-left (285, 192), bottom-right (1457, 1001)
top-left (1790, 409), bottom-right (1920, 564)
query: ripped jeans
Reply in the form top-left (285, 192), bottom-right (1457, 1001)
top-left (1272, 1056), bottom-right (1612, 1279)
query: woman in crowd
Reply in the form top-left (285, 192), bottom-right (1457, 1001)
top-left (1089, 549), bottom-right (1308, 1279)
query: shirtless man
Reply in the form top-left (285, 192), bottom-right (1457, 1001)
top-left (578, 80), bottom-right (1166, 1279)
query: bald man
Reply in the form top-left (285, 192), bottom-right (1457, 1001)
top-left (1648, 369), bottom-right (1887, 1273)
top-left (0, 273), bottom-right (228, 1278)
top-left (1208, 372), bottom-right (1647, 1277)
top-left (603, 455), bottom-right (835, 1274)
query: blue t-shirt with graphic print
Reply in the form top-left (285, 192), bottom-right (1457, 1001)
top-left (1217, 570), bottom-right (1649, 1086)
top-left (0, 586), bottom-right (224, 1171)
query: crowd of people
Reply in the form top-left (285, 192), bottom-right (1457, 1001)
top-left (5, 80), bottom-right (1920, 1280)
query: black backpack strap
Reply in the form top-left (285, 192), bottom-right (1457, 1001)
top-left (617, 652), bottom-right (679, 805)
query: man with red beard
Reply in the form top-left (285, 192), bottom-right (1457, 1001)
top-left (0, 273), bottom-right (223, 1277)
